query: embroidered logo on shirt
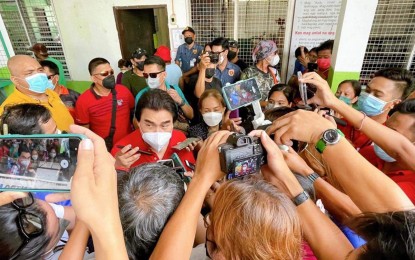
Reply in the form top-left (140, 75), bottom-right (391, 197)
top-left (228, 69), bottom-right (235, 76)
top-left (117, 99), bottom-right (124, 106)
top-left (192, 49), bottom-right (198, 54)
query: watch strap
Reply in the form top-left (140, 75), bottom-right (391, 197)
top-left (292, 191), bottom-right (310, 206)
top-left (178, 99), bottom-right (186, 107)
top-left (315, 129), bottom-right (344, 154)
top-left (307, 172), bottom-right (320, 184)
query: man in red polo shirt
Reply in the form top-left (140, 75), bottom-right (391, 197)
top-left (75, 57), bottom-right (135, 150)
top-left (111, 89), bottom-right (195, 171)
top-left (359, 99), bottom-right (415, 203)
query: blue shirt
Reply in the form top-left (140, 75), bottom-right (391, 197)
top-left (135, 83), bottom-right (189, 108)
top-left (166, 63), bottom-right (182, 86)
top-left (175, 43), bottom-right (203, 73)
top-left (215, 61), bottom-right (241, 86)
top-left (293, 59), bottom-right (306, 75)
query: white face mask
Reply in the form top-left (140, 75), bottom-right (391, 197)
top-left (32, 155), bottom-right (38, 161)
top-left (202, 112), bottom-right (223, 127)
top-left (142, 131), bottom-right (172, 152)
top-left (20, 159), bottom-right (30, 168)
top-left (218, 53), bottom-right (225, 65)
top-left (267, 54), bottom-right (280, 66)
top-left (50, 152), bottom-right (56, 158)
top-left (146, 77), bottom-right (161, 89)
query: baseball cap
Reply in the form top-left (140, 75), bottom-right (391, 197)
top-left (131, 48), bottom-right (147, 59)
top-left (154, 46), bottom-right (172, 63)
top-left (182, 26), bottom-right (195, 35)
top-left (229, 40), bottom-right (239, 48)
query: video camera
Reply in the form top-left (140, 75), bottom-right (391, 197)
top-left (219, 133), bottom-right (267, 180)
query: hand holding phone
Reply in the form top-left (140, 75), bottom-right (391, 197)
top-left (114, 144), bottom-right (141, 169)
top-left (173, 137), bottom-right (201, 151)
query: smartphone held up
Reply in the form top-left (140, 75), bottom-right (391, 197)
top-left (0, 134), bottom-right (85, 192)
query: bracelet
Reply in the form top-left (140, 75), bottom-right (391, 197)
top-left (307, 172), bottom-right (320, 184)
top-left (292, 190), bottom-right (310, 206)
top-left (178, 100), bottom-right (186, 107)
top-left (357, 112), bottom-right (366, 130)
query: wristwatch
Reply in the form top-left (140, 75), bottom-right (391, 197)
top-left (292, 190), bottom-right (310, 206)
top-left (178, 99), bottom-right (186, 107)
top-left (315, 129), bottom-right (344, 154)
top-left (307, 172), bottom-right (320, 184)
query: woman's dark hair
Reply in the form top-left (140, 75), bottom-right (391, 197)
top-left (135, 89), bottom-right (178, 122)
top-left (0, 202), bottom-right (52, 260)
top-left (144, 56), bottom-right (166, 71)
top-left (0, 104), bottom-right (52, 134)
top-left (391, 98), bottom-right (415, 115)
top-left (88, 57), bottom-right (109, 75)
top-left (268, 84), bottom-right (295, 103)
top-left (295, 46), bottom-right (309, 58)
top-left (338, 79), bottom-right (362, 97)
top-left (348, 210), bottom-right (415, 259)
top-left (264, 106), bottom-right (296, 122)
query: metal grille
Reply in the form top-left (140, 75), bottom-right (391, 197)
top-left (0, 0), bottom-right (70, 79)
top-left (360, 0), bottom-right (415, 83)
top-left (190, 0), bottom-right (288, 68)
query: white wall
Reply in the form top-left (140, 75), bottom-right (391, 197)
top-left (52, 0), bottom-right (190, 81)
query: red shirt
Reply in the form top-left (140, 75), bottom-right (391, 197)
top-left (338, 119), bottom-right (372, 151)
top-left (111, 129), bottom-right (195, 171)
top-left (360, 145), bottom-right (415, 203)
top-left (75, 84), bottom-right (134, 144)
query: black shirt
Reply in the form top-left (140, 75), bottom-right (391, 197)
top-left (235, 59), bottom-right (249, 72)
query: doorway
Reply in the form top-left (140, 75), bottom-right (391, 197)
top-left (114, 6), bottom-right (170, 59)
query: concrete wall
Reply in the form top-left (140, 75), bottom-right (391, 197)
top-left (52, 0), bottom-right (190, 81)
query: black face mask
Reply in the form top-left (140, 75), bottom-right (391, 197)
top-left (102, 75), bottom-right (116, 89)
top-left (136, 61), bottom-right (145, 71)
top-left (227, 50), bottom-right (237, 60)
top-left (185, 37), bottom-right (194, 45)
top-left (205, 68), bottom-right (215, 79)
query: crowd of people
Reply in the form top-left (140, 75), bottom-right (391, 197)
top-left (0, 25), bottom-right (414, 260)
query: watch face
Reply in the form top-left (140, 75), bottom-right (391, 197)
top-left (323, 129), bottom-right (339, 144)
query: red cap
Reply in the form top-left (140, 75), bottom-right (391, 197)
top-left (30, 43), bottom-right (48, 56)
top-left (154, 46), bottom-right (172, 63)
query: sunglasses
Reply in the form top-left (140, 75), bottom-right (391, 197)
top-left (47, 74), bottom-right (56, 80)
top-left (93, 70), bottom-right (114, 77)
top-left (10, 193), bottom-right (44, 260)
top-left (143, 70), bottom-right (165, 79)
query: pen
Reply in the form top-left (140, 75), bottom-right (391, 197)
top-left (116, 145), bottom-right (153, 155)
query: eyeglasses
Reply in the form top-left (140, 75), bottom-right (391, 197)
top-left (47, 74), bottom-right (56, 80)
top-left (210, 50), bottom-right (225, 55)
top-left (143, 70), bottom-right (165, 79)
top-left (203, 213), bottom-right (217, 258)
top-left (93, 70), bottom-right (114, 77)
top-left (10, 193), bottom-right (44, 260)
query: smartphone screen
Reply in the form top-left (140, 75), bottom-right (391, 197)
top-left (0, 135), bottom-right (84, 192)
top-left (221, 78), bottom-right (262, 111)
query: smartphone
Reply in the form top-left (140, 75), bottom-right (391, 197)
top-left (297, 71), bottom-right (312, 109)
top-left (0, 134), bottom-right (86, 192)
top-left (171, 153), bottom-right (191, 184)
top-left (307, 62), bottom-right (318, 72)
top-left (172, 137), bottom-right (201, 151)
top-left (221, 78), bottom-right (262, 111)
top-left (157, 159), bottom-right (175, 168)
top-left (185, 160), bottom-right (195, 171)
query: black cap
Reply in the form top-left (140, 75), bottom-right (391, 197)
top-left (229, 39), bottom-right (239, 48)
top-left (182, 26), bottom-right (195, 35)
top-left (131, 48), bottom-right (147, 59)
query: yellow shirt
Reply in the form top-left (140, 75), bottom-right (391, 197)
top-left (0, 89), bottom-right (74, 131)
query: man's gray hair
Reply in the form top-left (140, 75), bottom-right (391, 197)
top-left (118, 163), bottom-right (185, 259)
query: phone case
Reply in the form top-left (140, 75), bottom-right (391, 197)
top-left (173, 137), bottom-right (201, 150)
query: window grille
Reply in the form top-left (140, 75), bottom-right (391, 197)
top-left (190, 0), bottom-right (288, 69)
top-left (0, 0), bottom-right (70, 79)
top-left (360, 0), bottom-right (415, 83)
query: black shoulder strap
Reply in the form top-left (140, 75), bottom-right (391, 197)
top-left (104, 89), bottom-right (117, 151)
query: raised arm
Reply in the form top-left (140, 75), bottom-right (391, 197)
top-left (150, 131), bottom-right (231, 260)
top-left (194, 53), bottom-right (210, 98)
top-left (266, 109), bottom-right (414, 213)
top-left (303, 72), bottom-right (415, 171)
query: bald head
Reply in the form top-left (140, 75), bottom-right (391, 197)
top-left (8, 55), bottom-right (42, 77)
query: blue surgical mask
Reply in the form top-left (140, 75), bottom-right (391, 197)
top-left (339, 95), bottom-right (352, 105)
top-left (24, 73), bottom-right (53, 93)
top-left (146, 77), bottom-right (160, 89)
top-left (47, 79), bottom-right (56, 90)
top-left (358, 92), bottom-right (387, 116)
top-left (373, 143), bottom-right (396, 162)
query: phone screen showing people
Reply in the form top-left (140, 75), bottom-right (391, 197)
top-left (222, 78), bottom-right (262, 111)
top-left (0, 137), bottom-right (81, 192)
